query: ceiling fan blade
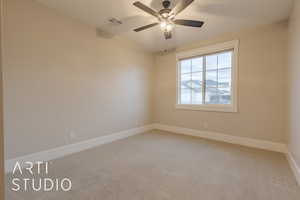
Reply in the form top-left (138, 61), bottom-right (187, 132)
top-left (174, 19), bottom-right (204, 27)
top-left (133, 2), bottom-right (159, 18)
top-left (170, 0), bottom-right (194, 16)
top-left (134, 23), bottom-right (159, 32)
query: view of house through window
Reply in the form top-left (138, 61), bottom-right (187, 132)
top-left (179, 50), bottom-right (233, 105)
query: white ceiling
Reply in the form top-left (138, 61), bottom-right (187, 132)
top-left (36, 0), bottom-right (293, 52)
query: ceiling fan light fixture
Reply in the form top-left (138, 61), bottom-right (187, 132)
top-left (160, 21), bottom-right (173, 32)
top-left (165, 24), bottom-right (173, 32)
top-left (161, 13), bottom-right (169, 18)
top-left (160, 21), bottom-right (167, 28)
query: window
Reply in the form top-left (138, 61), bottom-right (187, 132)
top-left (176, 40), bottom-right (238, 112)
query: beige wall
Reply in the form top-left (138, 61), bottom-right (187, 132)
top-left (154, 23), bottom-right (288, 143)
top-left (2, 0), bottom-right (291, 164)
top-left (287, 0), bottom-right (300, 166)
top-left (0, 0), bottom-right (4, 198)
top-left (3, 0), bottom-right (154, 159)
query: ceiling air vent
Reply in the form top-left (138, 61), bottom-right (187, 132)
top-left (108, 18), bottom-right (122, 25)
top-left (157, 48), bottom-right (177, 55)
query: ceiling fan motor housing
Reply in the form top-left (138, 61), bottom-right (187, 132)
top-left (160, 0), bottom-right (172, 18)
top-left (162, 0), bottom-right (171, 8)
top-left (159, 9), bottom-right (171, 18)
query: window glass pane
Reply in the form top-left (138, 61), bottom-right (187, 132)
top-left (178, 49), bottom-right (233, 107)
top-left (192, 88), bottom-right (202, 104)
top-left (218, 87), bottom-right (231, 104)
top-left (192, 72), bottom-right (202, 89)
top-left (205, 88), bottom-right (218, 104)
top-left (206, 69), bottom-right (217, 87)
top-left (181, 89), bottom-right (191, 104)
top-left (206, 55), bottom-right (217, 70)
top-left (218, 51), bottom-right (232, 68)
top-left (218, 68), bottom-right (231, 88)
top-left (181, 73), bottom-right (191, 89)
top-left (192, 57), bottom-right (203, 72)
top-left (181, 59), bottom-right (191, 74)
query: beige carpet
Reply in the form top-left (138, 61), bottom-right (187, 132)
top-left (5, 130), bottom-right (300, 200)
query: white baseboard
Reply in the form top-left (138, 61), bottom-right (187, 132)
top-left (153, 123), bottom-right (287, 153)
top-left (5, 123), bottom-right (288, 174)
top-left (5, 124), bottom-right (154, 173)
top-left (286, 150), bottom-right (300, 186)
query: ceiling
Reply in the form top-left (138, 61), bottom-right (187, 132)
top-left (36, 0), bottom-right (293, 52)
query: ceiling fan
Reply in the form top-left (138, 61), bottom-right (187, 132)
top-left (133, 0), bottom-right (204, 39)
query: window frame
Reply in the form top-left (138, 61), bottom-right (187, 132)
top-left (175, 40), bottom-right (239, 113)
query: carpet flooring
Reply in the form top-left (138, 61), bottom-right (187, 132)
top-left (5, 130), bottom-right (300, 200)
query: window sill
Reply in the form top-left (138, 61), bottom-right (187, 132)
top-left (175, 104), bottom-right (237, 113)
